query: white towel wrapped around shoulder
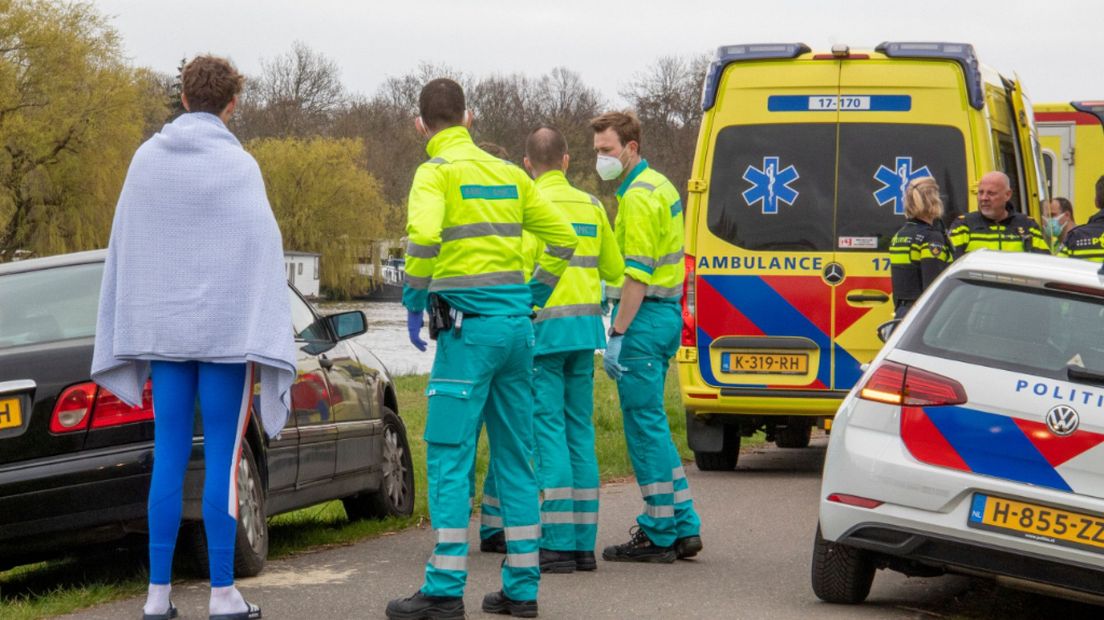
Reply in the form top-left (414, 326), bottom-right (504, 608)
top-left (91, 112), bottom-right (296, 438)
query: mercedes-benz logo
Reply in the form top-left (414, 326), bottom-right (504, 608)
top-left (1046, 404), bottom-right (1080, 437)
top-left (822, 262), bottom-right (845, 286)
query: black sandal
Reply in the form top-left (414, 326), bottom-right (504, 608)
top-left (142, 600), bottom-right (178, 620)
top-left (209, 601), bottom-right (261, 620)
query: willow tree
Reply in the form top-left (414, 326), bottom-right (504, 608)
top-left (0, 0), bottom-right (167, 260)
top-left (249, 137), bottom-right (386, 299)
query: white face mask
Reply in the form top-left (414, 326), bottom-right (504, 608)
top-left (596, 153), bottom-right (624, 181)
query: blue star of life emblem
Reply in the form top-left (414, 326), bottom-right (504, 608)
top-left (873, 156), bottom-right (932, 215)
top-left (742, 156), bottom-right (799, 215)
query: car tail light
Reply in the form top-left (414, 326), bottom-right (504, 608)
top-left (681, 254), bottom-right (696, 346)
top-left (91, 381), bottom-right (154, 428)
top-left (827, 493), bottom-right (883, 509)
top-left (50, 381), bottom-right (154, 434)
top-left (859, 361), bottom-right (966, 406)
top-left (51, 383), bottom-right (96, 433)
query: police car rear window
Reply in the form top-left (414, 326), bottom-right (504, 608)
top-left (900, 279), bottom-right (1104, 379)
top-left (836, 124), bottom-right (967, 251)
top-left (706, 124), bottom-right (836, 252)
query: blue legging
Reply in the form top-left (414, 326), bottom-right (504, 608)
top-left (148, 361), bottom-right (251, 587)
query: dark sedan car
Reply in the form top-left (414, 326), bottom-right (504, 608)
top-left (0, 250), bottom-right (415, 575)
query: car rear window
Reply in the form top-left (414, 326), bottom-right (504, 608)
top-left (0, 263), bottom-right (103, 349)
top-left (706, 123), bottom-right (837, 252)
top-left (836, 123), bottom-right (967, 251)
top-left (900, 278), bottom-right (1104, 379)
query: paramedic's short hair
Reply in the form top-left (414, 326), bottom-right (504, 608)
top-left (905, 177), bottom-right (944, 221)
top-left (589, 111), bottom-right (642, 150)
top-left (419, 78), bottom-right (466, 131)
top-left (525, 127), bottom-right (567, 172)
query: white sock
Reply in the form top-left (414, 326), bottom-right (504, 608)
top-left (143, 583), bottom-right (172, 616)
top-left (210, 585), bottom-right (249, 615)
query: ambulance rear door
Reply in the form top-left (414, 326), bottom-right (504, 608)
top-left (832, 57), bottom-right (971, 390)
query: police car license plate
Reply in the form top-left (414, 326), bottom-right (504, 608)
top-left (968, 494), bottom-right (1104, 553)
top-left (721, 352), bottom-right (807, 375)
top-left (0, 397), bottom-right (21, 430)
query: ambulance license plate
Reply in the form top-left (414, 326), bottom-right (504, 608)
top-left (0, 397), bottom-right (21, 430)
top-left (721, 352), bottom-right (807, 375)
top-left (968, 493), bottom-right (1104, 553)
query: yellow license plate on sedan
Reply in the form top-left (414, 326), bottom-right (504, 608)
top-left (968, 494), bottom-right (1104, 553)
top-left (0, 397), bottom-right (21, 430)
top-left (721, 352), bottom-right (808, 375)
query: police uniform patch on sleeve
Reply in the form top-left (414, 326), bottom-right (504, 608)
top-left (930, 243), bottom-right (943, 257)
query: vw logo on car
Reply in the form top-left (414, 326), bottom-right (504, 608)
top-left (1046, 404), bottom-right (1080, 437)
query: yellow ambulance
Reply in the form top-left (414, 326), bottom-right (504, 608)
top-left (1035, 101), bottom-right (1104, 222)
top-left (679, 42), bottom-right (1048, 470)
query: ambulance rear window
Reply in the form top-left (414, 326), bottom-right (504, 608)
top-left (836, 124), bottom-right (968, 250)
top-left (706, 123), bottom-right (837, 252)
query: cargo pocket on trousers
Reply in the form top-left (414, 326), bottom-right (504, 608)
top-left (424, 380), bottom-right (474, 446)
top-left (618, 357), bottom-right (660, 412)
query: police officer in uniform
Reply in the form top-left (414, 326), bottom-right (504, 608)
top-left (387, 78), bottom-right (577, 620)
top-left (590, 110), bottom-right (703, 564)
top-left (949, 171), bottom-right (1049, 255)
top-left (1058, 175), bottom-right (1104, 262)
top-left (889, 177), bottom-right (953, 318)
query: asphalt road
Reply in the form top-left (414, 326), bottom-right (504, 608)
top-left (65, 438), bottom-right (1103, 619)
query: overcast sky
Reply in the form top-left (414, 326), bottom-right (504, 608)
top-left (93, 0), bottom-right (1100, 105)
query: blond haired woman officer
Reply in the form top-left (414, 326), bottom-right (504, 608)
top-left (888, 177), bottom-right (954, 318)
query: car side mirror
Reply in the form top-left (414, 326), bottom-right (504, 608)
top-left (327, 310), bottom-right (367, 341)
top-left (876, 319), bottom-right (902, 343)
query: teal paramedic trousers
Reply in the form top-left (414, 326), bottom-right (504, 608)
top-left (422, 315), bottom-right (541, 601)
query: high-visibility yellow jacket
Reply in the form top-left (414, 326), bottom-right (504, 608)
top-left (521, 170), bottom-right (624, 355)
top-left (948, 209), bottom-right (1050, 256)
top-left (1058, 211), bottom-right (1104, 262)
top-left (607, 160), bottom-right (684, 303)
top-left (402, 126), bottom-right (577, 315)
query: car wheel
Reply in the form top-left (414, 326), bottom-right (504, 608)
top-left (693, 424), bottom-right (739, 471)
top-left (810, 523), bottom-right (874, 604)
top-left (343, 408), bottom-right (415, 520)
top-left (775, 423), bottom-right (812, 449)
top-left (183, 441), bottom-right (269, 578)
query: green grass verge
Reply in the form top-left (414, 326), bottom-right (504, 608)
top-left (0, 362), bottom-right (732, 619)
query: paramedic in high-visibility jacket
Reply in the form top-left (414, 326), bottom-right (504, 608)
top-left (482, 127), bottom-right (626, 574)
top-left (590, 110), bottom-right (703, 564)
top-left (387, 78), bottom-right (577, 620)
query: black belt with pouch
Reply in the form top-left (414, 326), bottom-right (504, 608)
top-left (427, 293), bottom-right (453, 340)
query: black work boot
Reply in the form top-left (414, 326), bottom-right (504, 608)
top-left (482, 590), bottom-right (538, 618)
top-left (385, 591), bottom-right (464, 620)
top-left (675, 535), bottom-right (703, 559)
top-left (480, 531), bottom-right (507, 554)
top-left (575, 550), bottom-right (597, 572)
top-left (601, 526), bottom-right (677, 563)
top-left (539, 548), bottom-right (575, 574)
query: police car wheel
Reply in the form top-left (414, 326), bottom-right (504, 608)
top-left (810, 524), bottom-right (874, 604)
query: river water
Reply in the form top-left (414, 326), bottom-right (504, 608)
top-left (318, 300), bottom-right (612, 376)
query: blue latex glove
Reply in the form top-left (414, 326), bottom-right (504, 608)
top-left (407, 310), bottom-right (428, 351)
top-left (603, 334), bottom-right (628, 380)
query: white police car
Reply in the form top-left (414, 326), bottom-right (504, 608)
top-left (813, 250), bottom-right (1104, 604)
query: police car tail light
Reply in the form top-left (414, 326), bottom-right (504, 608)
top-left (859, 361), bottom-right (967, 407)
top-left (826, 493), bottom-right (883, 509)
top-left (681, 254), bottom-right (696, 347)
